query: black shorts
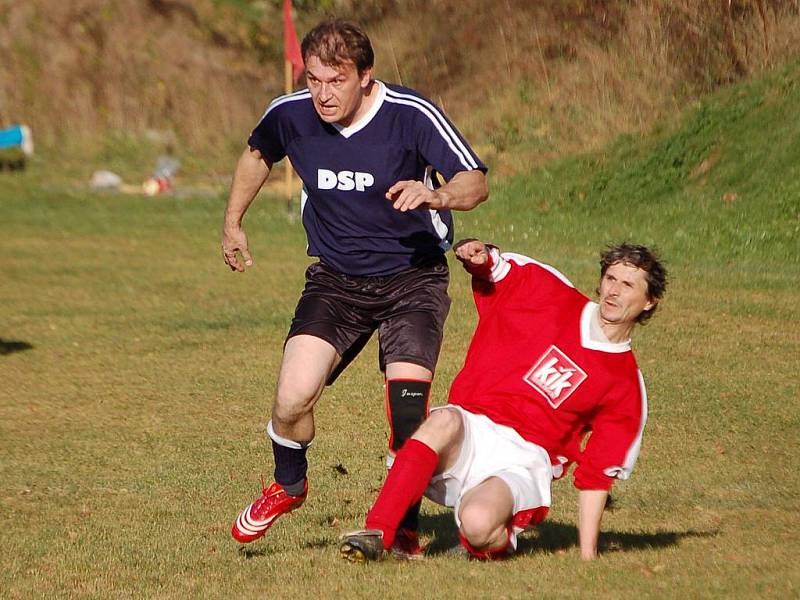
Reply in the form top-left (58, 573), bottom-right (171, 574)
top-left (287, 260), bottom-right (451, 384)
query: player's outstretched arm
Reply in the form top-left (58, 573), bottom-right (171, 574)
top-left (386, 169), bottom-right (488, 213)
top-left (578, 489), bottom-right (609, 560)
top-left (222, 146), bottom-right (271, 272)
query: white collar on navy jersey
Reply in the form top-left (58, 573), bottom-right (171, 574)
top-left (331, 80), bottom-right (387, 139)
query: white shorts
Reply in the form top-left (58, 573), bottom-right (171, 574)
top-left (423, 406), bottom-right (553, 549)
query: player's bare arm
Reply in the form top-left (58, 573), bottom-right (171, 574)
top-left (386, 169), bottom-right (488, 212)
top-left (222, 146), bottom-right (272, 272)
top-left (578, 489), bottom-right (609, 560)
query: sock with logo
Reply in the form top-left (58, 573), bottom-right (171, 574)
top-left (386, 378), bottom-right (431, 451)
top-left (366, 439), bottom-right (439, 549)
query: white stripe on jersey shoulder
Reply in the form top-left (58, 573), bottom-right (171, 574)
top-left (256, 89), bottom-right (311, 124)
top-left (383, 86), bottom-right (479, 171)
top-left (580, 302), bottom-right (632, 353)
top-left (331, 80), bottom-right (387, 138)
top-left (603, 371), bottom-right (648, 481)
top-left (500, 252), bottom-right (576, 288)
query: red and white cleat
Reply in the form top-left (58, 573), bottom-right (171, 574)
top-left (231, 481), bottom-right (307, 543)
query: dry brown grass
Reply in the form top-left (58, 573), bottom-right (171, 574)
top-left (0, 0), bottom-right (798, 172)
top-left (0, 0), bottom-right (278, 153)
top-left (369, 0), bottom-right (800, 173)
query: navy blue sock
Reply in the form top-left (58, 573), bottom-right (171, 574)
top-left (268, 420), bottom-right (309, 496)
top-left (272, 440), bottom-right (308, 496)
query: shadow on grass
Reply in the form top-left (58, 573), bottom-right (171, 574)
top-left (238, 547), bottom-right (269, 559)
top-left (237, 536), bottom-right (333, 558)
top-left (0, 339), bottom-right (33, 355)
top-left (234, 514), bottom-right (718, 559)
top-left (420, 512), bottom-right (718, 557)
top-left (526, 520), bottom-right (718, 556)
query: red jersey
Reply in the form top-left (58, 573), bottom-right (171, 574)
top-left (448, 250), bottom-right (648, 491)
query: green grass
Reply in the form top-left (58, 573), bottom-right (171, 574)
top-left (1, 61), bottom-right (799, 599)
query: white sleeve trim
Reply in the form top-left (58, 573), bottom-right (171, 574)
top-left (500, 252), bottom-right (575, 288)
top-left (602, 370), bottom-right (648, 480)
top-left (486, 247), bottom-right (511, 282)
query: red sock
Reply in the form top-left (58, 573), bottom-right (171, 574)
top-left (365, 439), bottom-right (438, 549)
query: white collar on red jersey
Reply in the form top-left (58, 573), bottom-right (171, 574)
top-left (581, 302), bottom-right (632, 353)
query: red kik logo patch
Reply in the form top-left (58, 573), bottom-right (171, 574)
top-left (523, 345), bottom-right (587, 408)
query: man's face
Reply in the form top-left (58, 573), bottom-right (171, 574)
top-left (305, 56), bottom-right (372, 127)
top-left (598, 262), bottom-right (655, 326)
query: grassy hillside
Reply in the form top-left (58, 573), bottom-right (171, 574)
top-left (480, 57), bottom-right (799, 267)
top-left (1, 47), bottom-right (797, 600)
top-left (2, 0), bottom-right (799, 180)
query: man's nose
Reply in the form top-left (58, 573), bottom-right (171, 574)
top-left (319, 83), bottom-right (333, 100)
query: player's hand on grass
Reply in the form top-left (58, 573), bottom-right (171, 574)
top-left (222, 226), bottom-right (253, 272)
top-left (454, 239), bottom-right (489, 266)
top-left (386, 180), bottom-right (443, 212)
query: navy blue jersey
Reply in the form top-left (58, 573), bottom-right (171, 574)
top-left (248, 81), bottom-right (487, 276)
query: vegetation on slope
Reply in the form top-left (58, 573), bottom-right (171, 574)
top-left (1, 0), bottom-right (799, 179)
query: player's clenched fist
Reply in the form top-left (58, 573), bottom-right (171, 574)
top-left (454, 238), bottom-right (489, 266)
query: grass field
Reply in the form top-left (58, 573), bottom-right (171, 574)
top-left (1, 62), bottom-right (798, 599)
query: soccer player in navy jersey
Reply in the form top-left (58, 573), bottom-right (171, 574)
top-left (339, 239), bottom-right (667, 562)
top-left (222, 19), bottom-right (488, 556)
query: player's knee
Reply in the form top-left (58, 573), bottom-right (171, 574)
top-left (274, 380), bottom-right (319, 423)
top-left (458, 506), bottom-right (506, 550)
top-left (413, 408), bottom-right (463, 450)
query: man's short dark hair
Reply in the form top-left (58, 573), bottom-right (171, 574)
top-left (600, 243), bottom-right (668, 324)
top-left (301, 19), bottom-right (374, 73)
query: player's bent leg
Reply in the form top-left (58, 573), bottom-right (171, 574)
top-left (457, 476), bottom-right (515, 560)
top-left (412, 407), bottom-right (465, 470)
top-left (384, 363), bottom-right (433, 559)
top-left (351, 409), bottom-right (465, 559)
top-left (362, 439), bottom-right (439, 552)
top-left (231, 335), bottom-right (339, 544)
top-left (272, 334), bottom-right (340, 441)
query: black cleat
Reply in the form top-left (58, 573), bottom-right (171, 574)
top-left (339, 529), bottom-right (385, 563)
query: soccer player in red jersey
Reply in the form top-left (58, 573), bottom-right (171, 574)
top-left (340, 238), bottom-right (667, 561)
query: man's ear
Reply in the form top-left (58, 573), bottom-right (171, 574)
top-left (359, 67), bottom-right (373, 88)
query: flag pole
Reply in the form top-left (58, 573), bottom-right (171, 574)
top-left (282, 0), bottom-right (303, 213)
top-left (284, 58), bottom-right (293, 211)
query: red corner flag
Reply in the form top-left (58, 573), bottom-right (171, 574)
top-left (283, 0), bottom-right (304, 84)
